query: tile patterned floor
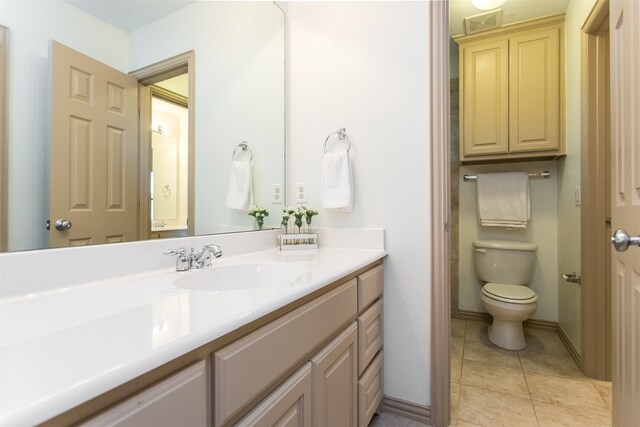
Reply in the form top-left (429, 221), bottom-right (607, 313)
top-left (450, 319), bottom-right (612, 427)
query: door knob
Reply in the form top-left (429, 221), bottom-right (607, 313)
top-left (54, 219), bottom-right (72, 231)
top-left (611, 229), bottom-right (640, 252)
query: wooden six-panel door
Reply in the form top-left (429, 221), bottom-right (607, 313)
top-left (610, 0), bottom-right (640, 425)
top-left (49, 41), bottom-right (138, 248)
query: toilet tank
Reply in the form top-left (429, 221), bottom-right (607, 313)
top-left (472, 240), bottom-right (537, 285)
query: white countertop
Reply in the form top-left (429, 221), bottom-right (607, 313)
top-left (0, 247), bottom-right (386, 426)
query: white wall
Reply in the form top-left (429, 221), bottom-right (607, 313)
top-left (1, 0), bottom-right (129, 251)
top-left (287, 1), bottom-right (431, 406)
top-left (129, 2), bottom-right (285, 234)
top-left (557, 0), bottom-right (598, 353)
top-left (459, 161), bottom-right (559, 322)
top-left (151, 99), bottom-right (189, 227)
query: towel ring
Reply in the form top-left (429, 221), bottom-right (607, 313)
top-left (323, 128), bottom-right (351, 153)
top-left (232, 141), bottom-right (253, 161)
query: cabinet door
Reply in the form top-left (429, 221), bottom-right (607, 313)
top-left (311, 322), bottom-right (358, 427)
top-left (461, 39), bottom-right (509, 157)
top-left (78, 361), bottom-right (208, 427)
top-left (509, 26), bottom-right (561, 153)
top-left (236, 363), bottom-right (312, 427)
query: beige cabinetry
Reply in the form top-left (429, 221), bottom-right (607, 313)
top-left (60, 262), bottom-right (384, 427)
top-left (236, 363), bottom-right (313, 427)
top-left (79, 361), bottom-right (209, 427)
top-left (213, 280), bottom-right (358, 426)
top-left (311, 322), bottom-right (358, 427)
top-left (457, 14), bottom-right (565, 162)
top-left (356, 264), bottom-right (384, 427)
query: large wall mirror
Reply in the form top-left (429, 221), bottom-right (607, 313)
top-left (0, 0), bottom-right (286, 252)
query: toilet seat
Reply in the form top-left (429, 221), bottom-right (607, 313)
top-left (482, 283), bottom-right (538, 304)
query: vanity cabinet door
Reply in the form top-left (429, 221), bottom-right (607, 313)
top-left (78, 361), bottom-right (208, 427)
top-left (236, 363), bottom-right (312, 427)
top-left (311, 322), bottom-right (358, 427)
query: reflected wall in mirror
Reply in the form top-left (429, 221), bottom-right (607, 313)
top-left (150, 80), bottom-right (190, 239)
top-left (0, 0), bottom-right (285, 252)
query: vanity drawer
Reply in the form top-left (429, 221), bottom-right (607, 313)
top-left (358, 351), bottom-right (384, 427)
top-left (357, 299), bottom-right (383, 376)
top-left (78, 361), bottom-right (208, 427)
top-left (357, 265), bottom-right (383, 313)
top-left (214, 279), bottom-right (357, 426)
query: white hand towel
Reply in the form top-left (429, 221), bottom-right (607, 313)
top-left (476, 172), bottom-right (530, 228)
top-left (321, 150), bottom-right (352, 212)
top-left (225, 159), bottom-right (253, 210)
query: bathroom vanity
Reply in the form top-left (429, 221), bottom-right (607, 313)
top-left (0, 230), bottom-right (386, 427)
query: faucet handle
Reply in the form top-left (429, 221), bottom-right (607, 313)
top-left (163, 248), bottom-right (189, 272)
top-left (163, 247), bottom-right (186, 256)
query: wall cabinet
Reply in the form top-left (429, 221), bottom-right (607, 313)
top-left (457, 14), bottom-right (565, 162)
top-left (74, 262), bottom-right (384, 427)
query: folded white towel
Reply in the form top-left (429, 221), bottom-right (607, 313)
top-left (321, 150), bottom-right (352, 212)
top-left (225, 159), bottom-right (253, 210)
top-left (476, 172), bottom-right (530, 228)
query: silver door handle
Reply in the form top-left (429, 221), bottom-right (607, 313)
top-left (561, 272), bottom-right (581, 284)
top-left (611, 229), bottom-right (640, 252)
top-left (54, 219), bottom-right (72, 231)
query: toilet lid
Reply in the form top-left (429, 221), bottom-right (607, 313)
top-left (482, 283), bottom-right (538, 304)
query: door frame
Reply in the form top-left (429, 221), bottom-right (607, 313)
top-left (580, 0), bottom-right (611, 381)
top-left (131, 51), bottom-right (196, 240)
top-left (429, 1), bottom-right (451, 427)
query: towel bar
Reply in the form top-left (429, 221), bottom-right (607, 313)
top-left (232, 141), bottom-right (253, 161)
top-left (463, 171), bottom-right (551, 182)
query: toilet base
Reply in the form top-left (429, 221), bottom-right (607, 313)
top-left (487, 321), bottom-right (526, 351)
top-left (481, 294), bottom-right (537, 351)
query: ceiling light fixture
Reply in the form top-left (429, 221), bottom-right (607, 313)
top-left (470, 0), bottom-right (506, 10)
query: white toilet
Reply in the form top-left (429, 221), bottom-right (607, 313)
top-left (472, 240), bottom-right (538, 350)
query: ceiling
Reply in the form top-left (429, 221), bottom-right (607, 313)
top-left (64, 0), bottom-right (194, 33)
top-left (449, 0), bottom-right (571, 37)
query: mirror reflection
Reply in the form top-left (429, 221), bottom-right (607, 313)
top-left (0, 0), bottom-right (286, 252)
top-left (150, 77), bottom-right (189, 239)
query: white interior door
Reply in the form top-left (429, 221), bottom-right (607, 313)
top-left (609, 1), bottom-right (640, 425)
top-left (50, 41), bottom-right (138, 248)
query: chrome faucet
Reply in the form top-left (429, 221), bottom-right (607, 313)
top-left (189, 244), bottom-right (223, 269)
top-left (164, 244), bottom-right (222, 271)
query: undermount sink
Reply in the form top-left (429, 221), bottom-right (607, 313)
top-left (173, 262), bottom-right (311, 291)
